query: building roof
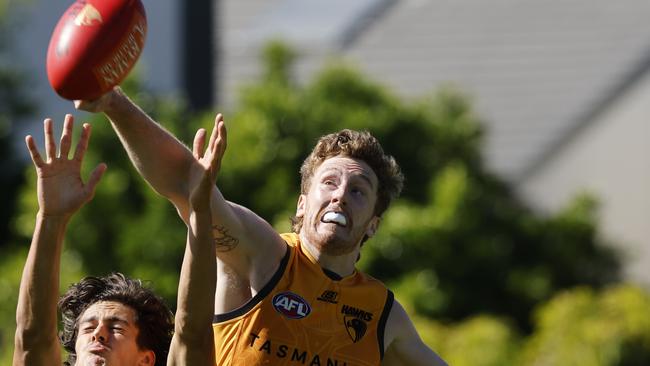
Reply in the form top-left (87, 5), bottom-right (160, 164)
top-left (219, 0), bottom-right (650, 181)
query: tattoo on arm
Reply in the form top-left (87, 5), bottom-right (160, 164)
top-left (212, 225), bottom-right (239, 252)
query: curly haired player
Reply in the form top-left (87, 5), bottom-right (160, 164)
top-left (13, 115), bottom-right (174, 366)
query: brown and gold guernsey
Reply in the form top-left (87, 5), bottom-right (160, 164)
top-left (213, 233), bottom-right (394, 366)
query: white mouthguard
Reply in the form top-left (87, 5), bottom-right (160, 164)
top-left (322, 212), bottom-right (347, 226)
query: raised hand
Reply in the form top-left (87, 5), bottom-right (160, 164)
top-left (189, 114), bottom-right (227, 211)
top-left (73, 87), bottom-right (120, 113)
top-left (25, 114), bottom-right (106, 218)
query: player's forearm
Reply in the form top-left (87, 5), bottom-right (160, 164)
top-left (12, 342), bottom-right (61, 366)
top-left (103, 89), bottom-right (194, 204)
top-left (14, 214), bottom-right (67, 362)
top-left (169, 208), bottom-right (216, 365)
top-left (173, 210), bottom-right (216, 347)
top-left (174, 245), bottom-right (216, 336)
top-left (167, 336), bottom-right (215, 366)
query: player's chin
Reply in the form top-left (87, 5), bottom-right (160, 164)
top-left (79, 354), bottom-right (109, 366)
top-left (316, 224), bottom-right (347, 241)
top-left (319, 234), bottom-right (359, 256)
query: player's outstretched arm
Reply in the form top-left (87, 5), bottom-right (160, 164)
top-left (382, 300), bottom-right (448, 366)
top-left (13, 116), bottom-right (105, 366)
top-left (75, 88), bottom-right (193, 214)
top-left (167, 122), bottom-right (224, 365)
top-left (75, 90), bottom-right (286, 280)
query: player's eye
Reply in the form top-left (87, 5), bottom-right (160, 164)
top-left (352, 186), bottom-right (367, 196)
top-left (81, 325), bottom-right (95, 333)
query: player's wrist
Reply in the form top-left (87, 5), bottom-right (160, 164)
top-left (102, 87), bottom-right (123, 114)
top-left (36, 210), bottom-right (73, 225)
top-left (104, 86), bottom-right (141, 120)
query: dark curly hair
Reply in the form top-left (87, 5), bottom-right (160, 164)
top-left (291, 129), bottom-right (404, 233)
top-left (58, 272), bottom-right (173, 366)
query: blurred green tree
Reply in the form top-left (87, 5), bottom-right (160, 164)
top-left (417, 284), bottom-right (650, 365)
top-left (0, 0), bottom-right (35, 249)
top-left (416, 314), bottom-right (520, 366)
top-left (518, 284), bottom-right (650, 365)
top-left (0, 4), bottom-right (37, 361)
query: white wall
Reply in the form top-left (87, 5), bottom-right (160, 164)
top-left (520, 71), bottom-right (650, 286)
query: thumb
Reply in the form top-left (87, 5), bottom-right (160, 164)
top-left (74, 99), bottom-right (98, 112)
top-left (85, 163), bottom-right (107, 199)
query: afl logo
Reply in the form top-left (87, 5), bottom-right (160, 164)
top-left (272, 292), bottom-right (311, 319)
top-left (73, 4), bottom-right (103, 26)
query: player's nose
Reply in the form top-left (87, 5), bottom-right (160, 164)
top-left (91, 323), bottom-right (109, 343)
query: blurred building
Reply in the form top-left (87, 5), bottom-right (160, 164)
top-left (218, 0), bottom-right (650, 286)
top-left (16, 0), bottom-right (650, 285)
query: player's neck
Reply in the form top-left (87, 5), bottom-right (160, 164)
top-left (299, 234), bottom-right (358, 278)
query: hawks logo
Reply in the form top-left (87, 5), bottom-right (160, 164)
top-left (341, 305), bottom-right (373, 343)
top-left (273, 292), bottom-right (311, 319)
top-left (344, 316), bottom-right (367, 343)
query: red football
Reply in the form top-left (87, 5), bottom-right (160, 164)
top-left (46, 0), bottom-right (147, 100)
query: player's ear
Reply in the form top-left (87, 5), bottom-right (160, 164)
top-left (365, 216), bottom-right (381, 238)
top-left (295, 194), bottom-right (306, 218)
top-left (137, 350), bottom-right (155, 366)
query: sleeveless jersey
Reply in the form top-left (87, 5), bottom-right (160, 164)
top-left (212, 233), bottom-right (394, 366)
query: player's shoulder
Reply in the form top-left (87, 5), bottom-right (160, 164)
top-left (383, 299), bottom-right (448, 366)
top-left (388, 299), bottom-right (410, 323)
top-left (384, 298), bottom-right (413, 345)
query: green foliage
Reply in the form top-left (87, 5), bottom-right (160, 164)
top-left (366, 172), bottom-right (620, 329)
top-left (518, 284), bottom-right (650, 365)
top-left (0, 243), bottom-right (85, 363)
top-left (0, 0), bottom-right (35, 250)
top-left (0, 4), bottom-right (37, 359)
top-left (262, 40), bottom-right (296, 86)
top-left (414, 284), bottom-right (650, 365)
top-left (424, 315), bottom-right (520, 366)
